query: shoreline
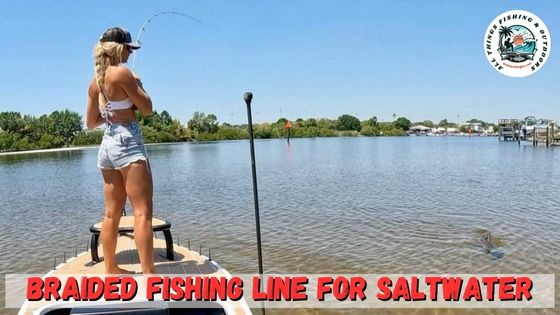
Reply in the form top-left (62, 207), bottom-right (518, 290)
top-left (0, 146), bottom-right (98, 156)
top-left (0, 142), bottom-right (187, 156)
top-left (0, 135), bottom-right (502, 156)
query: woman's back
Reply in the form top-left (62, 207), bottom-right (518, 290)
top-left (103, 66), bottom-right (130, 103)
top-left (97, 65), bottom-right (146, 123)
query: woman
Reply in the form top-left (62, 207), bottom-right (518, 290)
top-left (85, 27), bottom-right (155, 274)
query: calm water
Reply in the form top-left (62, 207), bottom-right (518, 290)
top-left (1, 137), bottom-right (559, 314)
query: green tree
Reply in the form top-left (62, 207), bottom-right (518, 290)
top-left (160, 110), bottom-right (173, 125)
top-left (0, 132), bottom-right (20, 151)
top-left (420, 120), bottom-right (434, 128)
top-left (306, 118), bottom-right (317, 127)
top-left (72, 130), bottom-right (104, 146)
top-left (47, 110), bottom-right (83, 146)
top-left (20, 115), bottom-right (41, 140)
top-left (394, 117), bottom-right (412, 131)
top-left (204, 114), bottom-right (218, 133)
top-left (317, 118), bottom-right (337, 130)
top-left (360, 125), bottom-right (378, 136)
top-left (215, 125), bottom-right (248, 140)
top-left (438, 119), bottom-right (449, 127)
top-left (362, 116), bottom-right (378, 129)
top-left (337, 114), bottom-right (361, 131)
top-left (276, 118), bottom-right (288, 125)
top-left (0, 112), bottom-right (24, 133)
top-left (188, 111), bottom-right (205, 133)
top-left (187, 112), bottom-right (219, 134)
top-left (254, 123), bottom-right (272, 139)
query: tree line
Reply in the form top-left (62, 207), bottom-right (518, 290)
top-left (0, 109), bottom-right (487, 152)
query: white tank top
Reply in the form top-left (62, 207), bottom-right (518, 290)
top-left (100, 90), bottom-right (134, 125)
top-left (107, 98), bottom-right (133, 110)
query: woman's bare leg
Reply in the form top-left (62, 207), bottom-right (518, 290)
top-left (121, 160), bottom-right (155, 274)
top-left (100, 169), bottom-right (131, 274)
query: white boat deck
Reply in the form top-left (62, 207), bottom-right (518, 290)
top-left (19, 220), bottom-right (251, 315)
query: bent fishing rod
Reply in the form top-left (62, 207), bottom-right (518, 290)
top-left (131, 11), bottom-right (203, 70)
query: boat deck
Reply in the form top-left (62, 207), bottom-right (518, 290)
top-left (19, 228), bottom-right (251, 315)
top-left (60, 234), bottom-right (218, 275)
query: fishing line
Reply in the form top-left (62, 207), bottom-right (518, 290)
top-left (132, 11), bottom-right (203, 70)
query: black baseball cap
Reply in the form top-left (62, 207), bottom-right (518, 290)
top-left (99, 27), bottom-right (141, 49)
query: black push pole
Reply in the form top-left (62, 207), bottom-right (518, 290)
top-left (244, 92), bottom-right (265, 315)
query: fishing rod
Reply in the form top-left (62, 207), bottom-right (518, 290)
top-left (244, 92), bottom-right (266, 315)
top-left (132, 11), bottom-right (203, 70)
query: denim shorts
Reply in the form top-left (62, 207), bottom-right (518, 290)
top-left (97, 122), bottom-right (148, 170)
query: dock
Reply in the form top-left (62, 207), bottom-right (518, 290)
top-left (499, 118), bottom-right (560, 147)
top-left (529, 123), bottom-right (560, 147)
top-left (498, 119), bottom-right (521, 141)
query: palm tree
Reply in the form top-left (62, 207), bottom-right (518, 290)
top-left (367, 116), bottom-right (378, 127)
top-left (498, 26), bottom-right (514, 51)
top-left (392, 113), bottom-right (396, 121)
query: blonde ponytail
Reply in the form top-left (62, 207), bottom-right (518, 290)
top-left (93, 42), bottom-right (124, 109)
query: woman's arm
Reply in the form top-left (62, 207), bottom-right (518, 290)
top-left (85, 78), bottom-right (105, 129)
top-left (114, 67), bottom-right (152, 116)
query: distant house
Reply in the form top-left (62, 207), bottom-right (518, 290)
top-left (408, 125), bottom-right (431, 135)
top-left (459, 122), bottom-right (483, 132)
top-left (432, 127), bottom-right (447, 134)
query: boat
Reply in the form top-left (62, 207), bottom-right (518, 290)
top-left (18, 215), bottom-right (252, 315)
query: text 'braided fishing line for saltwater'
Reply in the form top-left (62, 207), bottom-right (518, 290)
top-left (132, 11), bottom-right (203, 70)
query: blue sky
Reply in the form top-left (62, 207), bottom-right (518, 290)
top-left (0, 0), bottom-right (558, 125)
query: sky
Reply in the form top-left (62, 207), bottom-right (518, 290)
top-left (0, 0), bottom-right (558, 125)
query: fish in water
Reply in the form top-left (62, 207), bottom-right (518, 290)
top-left (479, 231), bottom-right (505, 259)
top-left (480, 231), bottom-right (495, 252)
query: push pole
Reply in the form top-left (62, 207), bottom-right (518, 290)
top-left (244, 92), bottom-right (265, 315)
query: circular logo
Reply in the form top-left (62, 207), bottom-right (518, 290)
top-left (484, 10), bottom-right (551, 77)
